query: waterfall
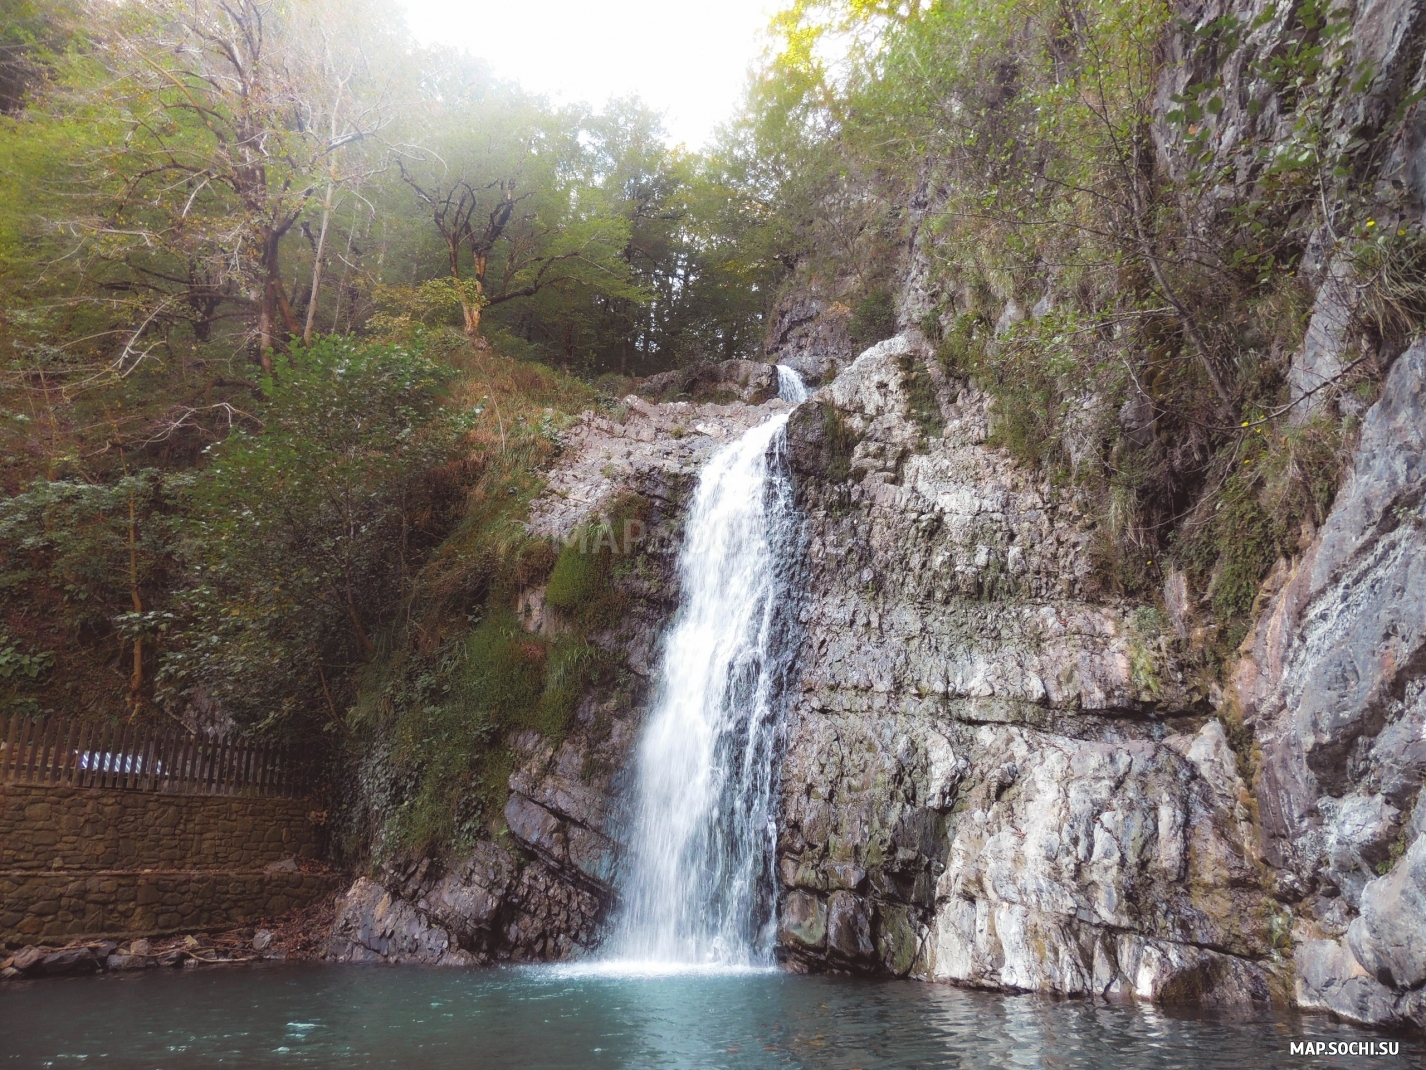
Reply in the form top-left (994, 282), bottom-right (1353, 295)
top-left (604, 366), bottom-right (806, 969)
top-left (776, 364), bottom-right (809, 404)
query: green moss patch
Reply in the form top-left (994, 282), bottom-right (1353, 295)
top-left (897, 353), bottom-right (944, 444)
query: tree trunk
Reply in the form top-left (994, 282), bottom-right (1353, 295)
top-left (449, 237), bottom-right (485, 338)
top-left (258, 231), bottom-right (282, 372)
top-left (303, 178), bottom-right (334, 345)
top-left (257, 288), bottom-right (275, 373)
top-left (305, 82), bottom-right (344, 346)
top-left (257, 229), bottom-right (300, 369)
top-left (127, 492), bottom-right (144, 712)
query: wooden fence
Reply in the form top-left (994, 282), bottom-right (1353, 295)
top-left (0, 715), bottom-right (307, 797)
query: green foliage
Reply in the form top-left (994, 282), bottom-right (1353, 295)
top-left (546, 540), bottom-right (610, 613)
top-left (0, 469), bottom-right (172, 713)
top-left (1349, 221), bottom-right (1426, 352)
top-left (1178, 474), bottom-right (1280, 632)
top-left (744, 0), bottom-right (1405, 668)
top-left (535, 641), bottom-right (605, 739)
top-left (329, 365), bottom-right (645, 861)
top-left (896, 353), bottom-right (943, 444)
top-left (1172, 411), bottom-right (1353, 649)
top-left (850, 290), bottom-right (897, 348)
top-left (545, 494), bottom-right (645, 631)
top-left (969, 315), bottom-right (1091, 471)
top-left (0, 634), bottom-right (52, 680)
top-left (0, 0), bottom-right (782, 735)
top-left (820, 404), bottom-right (859, 484)
top-left (0, 633), bottom-right (53, 714)
top-left (1126, 607), bottom-right (1167, 697)
top-left (160, 337), bottom-right (469, 735)
top-left (351, 513), bottom-right (627, 859)
top-left (0, 0), bottom-right (84, 113)
top-left (454, 612), bottom-right (547, 728)
top-left (370, 85), bottom-right (768, 376)
top-left (935, 314), bottom-right (989, 378)
top-left (0, 470), bottom-right (171, 637)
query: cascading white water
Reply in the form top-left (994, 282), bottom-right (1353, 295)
top-left (776, 364), bottom-right (809, 404)
top-left (604, 366), bottom-right (807, 969)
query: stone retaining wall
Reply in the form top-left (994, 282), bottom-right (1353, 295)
top-left (1, 784), bottom-right (320, 870)
top-left (0, 784), bottom-right (335, 948)
top-left (0, 869), bottom-right (338, 946)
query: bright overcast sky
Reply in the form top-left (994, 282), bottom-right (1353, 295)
top-left (397, 0), bottom-right (781, 149)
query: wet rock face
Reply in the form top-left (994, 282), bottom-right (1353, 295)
top-left (325, 808), bottom-right (615, 966)
top-left (765, 289), bottom-right (857, 385)
top-left (526, 393), bottom-right (788, 546)
top-left (775, 335), bottom-right (1277, 1003)
top-left (1232, 341), bottom-right (1426, 1029)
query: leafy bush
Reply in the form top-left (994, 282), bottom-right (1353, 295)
top-left (0, 470), bottom-right (172, 713)
top-left (160, 336), bottom-right (470, 737)
top-left (0, 633), bottom-right (53, 713)
top-left (850, 290), bottom-right (897, 347)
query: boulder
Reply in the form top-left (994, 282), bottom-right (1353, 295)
top-left (779, 891), bottom-right (827, 953)
top-left (826, 892), bottom-right (875, 962)
top-left (36, 947), bottom-right (98, 976)
top-left (638, 360), bottom-right (778, 404)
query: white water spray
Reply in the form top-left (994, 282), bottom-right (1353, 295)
top-left (601, 366), bottom-right (807, 969)
top-left (776, 364), bottom-right (809, 404)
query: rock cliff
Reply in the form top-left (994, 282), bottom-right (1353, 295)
top-left (769, 325), bottom-right (1426, 1026)
top-left (757, 0), bottom-right (1426, 1024)
top-left (773, 335), bottom-right (1276, 1002)
top-left (325, 334), bottom-right (1426, 1026)
top-left (1234, 339), bottom-right (1426, 1028)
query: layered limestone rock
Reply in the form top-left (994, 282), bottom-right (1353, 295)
top-left (775, 335), bottom-right (1279, 1003)
top-left (636, 359), bottom-right (779, 404)
top-left (763, 288), bottom-right (857, 386)
top-left (1233, 339), bottom-right (1426, 1028)
top-left (325, 335), bottom-right (1426, 1028)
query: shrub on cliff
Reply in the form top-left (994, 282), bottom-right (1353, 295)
top-left (157, 336), bottom-right (472, 740)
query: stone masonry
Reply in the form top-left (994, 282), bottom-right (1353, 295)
top-left (1, 784), bottom-right (336, 947)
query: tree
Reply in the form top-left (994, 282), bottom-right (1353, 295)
top-left (0, 470), bottom-right (172, 713)
top-left (75, 0), bottom-right (386, 368)
top-left (0, 0), bottom-right (84, 114)
top-left (396, 93), bottom-right (638, 344)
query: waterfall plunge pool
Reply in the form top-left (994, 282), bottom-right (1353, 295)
top-left (2, 963), bottom-right (1413, 1069)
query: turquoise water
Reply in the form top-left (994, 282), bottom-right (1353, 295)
top-left (0, 964), bottom-right (1414, 1069)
